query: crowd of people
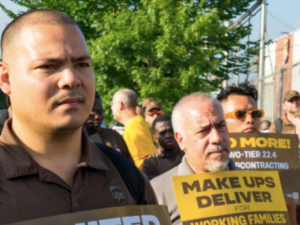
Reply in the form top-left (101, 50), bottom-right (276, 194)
top-left (0, 8), bottom-right (299, 225)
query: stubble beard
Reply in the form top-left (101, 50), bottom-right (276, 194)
top-left (42, 120), bottom-right (84, 139)
top-left (205, 156), bottom-right (229, 173)
top-left (204, 144), bottom-right (229, 172)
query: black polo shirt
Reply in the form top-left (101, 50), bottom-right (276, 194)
top-left (142, 148), bottom-right (185, 180)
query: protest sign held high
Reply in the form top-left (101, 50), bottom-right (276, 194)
top-left (229, 133), bottom-right (300, 204)
top-left (173, 171), bottom-right (290, 225)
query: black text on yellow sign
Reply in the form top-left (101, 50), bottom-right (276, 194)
top-left (182, 176), bottom-right (275, 208)
top-left (172, 171), bottom-right (290, 225)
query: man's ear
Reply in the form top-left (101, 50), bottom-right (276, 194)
top-left (119, 101), bottom-right (124, 111)
top-left (174, 132), bottom-right (186, 151)
top-left (0, 62), bottom-right (11, 95)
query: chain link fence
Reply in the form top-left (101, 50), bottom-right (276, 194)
top-left (252, 62), bottom-right (300, 122)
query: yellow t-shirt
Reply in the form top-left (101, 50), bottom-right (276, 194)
top-left (123, 115), bottom-right (156, 168)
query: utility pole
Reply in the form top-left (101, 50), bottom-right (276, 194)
top-left (278, 33), bottom-right (290, 118)
top-left (222, 21), bottom-right (230, 88)
top-left (236, 46), bottom-right (240, 85)
top-left (258, 0), bottom-right (267, 109)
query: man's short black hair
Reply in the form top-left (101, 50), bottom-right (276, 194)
top-left (216, 83), bottom-right (258, 103)
top-left (152, 115), bottom-right (171, 131)
top-left (1, 9), bottom-right (79, 60)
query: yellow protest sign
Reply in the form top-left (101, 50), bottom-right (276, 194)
top-left (10, 205), bottom-right (171, 225)
top-left (173, 171), bottom-right (290, 225)
top-left (229, 133), bottom-right (300, 204)
top-left (229, 133), bottom-right (297, 152)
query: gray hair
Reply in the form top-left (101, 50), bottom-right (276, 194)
top-left (171, 93), bottom-right (220, 133)
top-left (114, 89), bottom-right (137, 110)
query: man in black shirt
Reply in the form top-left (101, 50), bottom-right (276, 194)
top-left (142, 115), bottom-right (184, 179)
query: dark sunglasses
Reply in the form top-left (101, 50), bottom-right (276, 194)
top-left (224, 109), bottom-right (264, 120)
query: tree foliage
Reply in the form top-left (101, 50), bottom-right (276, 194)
top-left (1, 0), bottom-right (256, 122)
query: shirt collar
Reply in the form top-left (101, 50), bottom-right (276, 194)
top-left (81, 137), bottom-right (109, 171)
top-left (156, 147), bottom-right (183, 158)
top-left (178, 156), bottom-right (194, 175)
top-left (282, 113), bottom-right (294, 126)
top-left (155, 149), bottom-right (165, 158)
top-left (0, 119), bottom-right (108, 180)
top-left (177, 156), bottom-right (238, 176)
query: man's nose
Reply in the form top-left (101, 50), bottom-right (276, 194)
top-left (245, 113), bottom-right (254, 124)
top-left (165, 131), bottom-right (173, 138)
top-left (94, 113), bottom-right (100, 119)
top-left (210, 128), bottom-right (223, 144)
top-left (58, 67), bottom-right (81, 89)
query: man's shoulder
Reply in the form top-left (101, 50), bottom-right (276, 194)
top-left (268, 121), bottom-right (277, 133)
top-left (150, 166), bottom-right (180, 220)
top-left (146, 149), bottom-right (162, 158)
top-left (143, 156), bottom-right (156, 166)
top-left (142, 150), bottom-right (161, 174)
top-left (269, 116), bottom-right (294, 134)
top-left (150, 166), bottom-right (178, 189)
top-left (101, 127), bottom-right (122, 138)
top-left (94, 143), bottom-right (157, 204)
top-left (124, 116), bottom-right (152, 138)
top-left (126, 116), bottom-right (150, 129)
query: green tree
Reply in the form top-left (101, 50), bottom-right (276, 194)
top-left (0, 0), bottom-right (255, 123)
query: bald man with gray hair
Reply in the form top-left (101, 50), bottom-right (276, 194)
top-left (111, 89), bottom-right (156, 168)
top-left (111, 89), bottom-right (138, 124)
top-left (151, 93), bottom-right (240, 225)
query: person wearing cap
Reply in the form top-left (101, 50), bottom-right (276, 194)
top-left (144, 100), bottom-right (164, 126)
top-left (142, 98), bottom-right (154, 111)
top-left (269, 90), bottom-right (300, 134)
top-left (288, 107), bottom-right (300, 225)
